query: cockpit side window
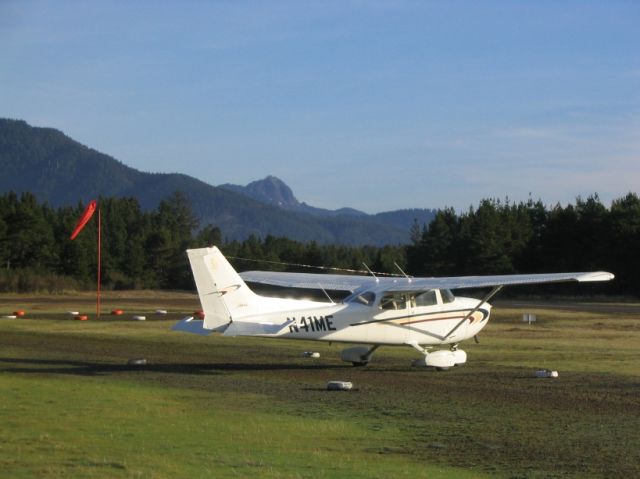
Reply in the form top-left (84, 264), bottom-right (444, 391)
top-left (379, 293), bottom-right (407, 310)
top-left (414, 290), bottom-right (438, 307)
top-left (352, 291), bottom-right (376, 306)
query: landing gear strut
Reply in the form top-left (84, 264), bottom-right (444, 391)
top-left (341, 345), bottom-right (380, 366)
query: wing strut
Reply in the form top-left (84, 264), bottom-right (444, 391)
top-left (394, 262), bottom-right (412, 283)
top-left (362, 263), bottom-right (379, 283)
top-left (444, 285), bottom-right (503, 340)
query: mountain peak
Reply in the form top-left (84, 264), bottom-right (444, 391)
top-left (244, 176), bottom-right (300, 208)
top-left (220, 175), bottom-right (372, 218)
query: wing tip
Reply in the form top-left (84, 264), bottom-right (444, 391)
top-left (576, 271), bottom-right (615, 282)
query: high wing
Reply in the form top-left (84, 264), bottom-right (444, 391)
top-left (240, 270), bottom-right (614, 293)
top-left (240, 271), bottom-right (375, 291)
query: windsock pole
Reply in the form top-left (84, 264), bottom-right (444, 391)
top-left (97, 206), bottom-right (101, 318)
top-left (69, 199), bottom-right (101, 318)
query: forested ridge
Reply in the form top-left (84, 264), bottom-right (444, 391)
top-left (0, 190), bottom-right (638, 296)
top-left (0, 118), bottom-right (430, 246)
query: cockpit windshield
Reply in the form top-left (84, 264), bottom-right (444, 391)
top-left (413, 290), bottom-right (438, 307)
top-left (441, 289), bottom-right (455, 303)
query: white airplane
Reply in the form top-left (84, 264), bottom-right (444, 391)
top-left (173, 246), bottom-right (614, 369)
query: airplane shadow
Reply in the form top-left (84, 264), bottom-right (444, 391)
top-left (0, 357), bottom-right (351, 377)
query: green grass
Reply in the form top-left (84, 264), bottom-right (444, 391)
top-left (1, 293), bottom-right (639, 478)
top-left (4, 375), bottom-right (479, 478)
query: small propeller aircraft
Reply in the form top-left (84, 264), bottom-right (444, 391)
top-left (173, 246), bottom-right (614, 369)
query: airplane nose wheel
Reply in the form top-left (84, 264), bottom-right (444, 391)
top-left (409, 342), bottom-right (467, 370)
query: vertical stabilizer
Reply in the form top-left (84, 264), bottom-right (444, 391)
top-left (186, 247), bottom-right (259, 330)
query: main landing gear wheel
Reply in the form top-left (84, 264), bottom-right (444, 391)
top-left (341, 345), bottom-right (380, 367)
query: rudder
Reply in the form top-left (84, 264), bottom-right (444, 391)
top-left (186, 246), bottom-right (259, 330)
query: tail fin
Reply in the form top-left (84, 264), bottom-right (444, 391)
top-left (186, 246), bottom-right (259, 330)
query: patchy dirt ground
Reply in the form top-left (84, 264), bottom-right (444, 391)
top-left (1, 292), bottom-right (639, 478)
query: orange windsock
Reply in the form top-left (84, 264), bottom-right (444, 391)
top-left (70, 200), bottom-right (97, 240)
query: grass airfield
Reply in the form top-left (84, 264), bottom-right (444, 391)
top-left (1, 292), bottom-right (639, 478)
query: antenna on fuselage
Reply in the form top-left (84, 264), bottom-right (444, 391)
top-left (394, 262), bottom-right (412, 283)
top-left (362, 263), bottom-right (379, 283)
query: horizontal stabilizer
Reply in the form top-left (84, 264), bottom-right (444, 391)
top-left (172, 317), bottom-right (217, 336)
top-left (224, 319), bottom-right (295, 337)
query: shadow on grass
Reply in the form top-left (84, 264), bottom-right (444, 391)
top-left (0, 357), bottom-right (351, 377)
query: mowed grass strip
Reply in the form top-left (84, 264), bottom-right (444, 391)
top-left (0, 369), bottom-right (483, 479)
top-left (482, 307), bottom-right (640, 376)
top-left (1, 293), bottom-right (639, 478)
top-left (0, 314), bottom-right (484, 478)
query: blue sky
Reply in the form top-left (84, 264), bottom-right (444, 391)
top-left (1, 1), bottom-right (638, 213)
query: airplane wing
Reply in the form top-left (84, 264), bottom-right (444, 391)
top-left (386, 271), bottom-right (614, 291)
top-left (241, 271), bottom-right (375, 291)
top-left (240, 270), bottom-right (614, 292)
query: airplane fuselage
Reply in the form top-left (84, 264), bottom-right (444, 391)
top-left (226, 295), bottom-right (491, 347)
top-left (180, 246), bottom-right (613, 368)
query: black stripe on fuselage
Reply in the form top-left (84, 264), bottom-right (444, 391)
top-left (348, 308), bottom-right (490, 327)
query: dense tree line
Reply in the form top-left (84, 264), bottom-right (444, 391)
top-left (0, 191), bottom-right (637, 295)
top-left (407, 194), bottom-right (640, 295)
top-left (0, 191), bottom-right (404, 292)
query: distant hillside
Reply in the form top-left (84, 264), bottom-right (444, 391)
top-left (0, 119), bottom-right (435, 245)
